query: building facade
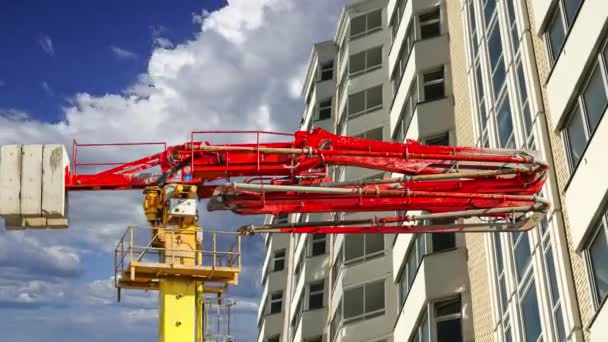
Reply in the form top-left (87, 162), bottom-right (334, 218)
top-left (258, 0), bottom-right (608, 341)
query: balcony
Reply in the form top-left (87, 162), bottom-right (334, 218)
top-left (390, 34), bottom-right (450, 133)
top-left (393, 248), bottom-right (469, 341)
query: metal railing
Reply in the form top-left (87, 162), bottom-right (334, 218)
top-left (114, 225), bottom-right (241, 287)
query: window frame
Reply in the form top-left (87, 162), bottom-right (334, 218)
top-left (309, 233), bottom-right (327, 257)
top-left (544, 0), bottom-right (584, 66)
top-left (422, 66), bottom-right (445, 102)
top-left (584, 208), bottom-right (608, 309)
top-left (308, 280), bottom-right (325, 310)
top-left (273, 249), bottom-right (286, 272)
top-left (419, 7), bottom-right (441, 40)
top-left (562, 41), bottom-right (608, 173)
top-left (349, 46), bottom-right (383, 77)
top-left (319, 60), bottom-right (334, 82)
top-left (318, 97), bottom-right (333, 121)
top-left (350, 9), bottom-right (383, 40)
top-left (348, 84), bottom-right (384, 118)
top-left (269, 291), bottom-right (283, 315)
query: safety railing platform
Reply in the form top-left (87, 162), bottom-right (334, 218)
top-left (114, 226), bottom-right (241, 292)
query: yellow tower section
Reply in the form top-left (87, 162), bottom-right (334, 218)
top-left (114, 184), bottom-right (241, 342)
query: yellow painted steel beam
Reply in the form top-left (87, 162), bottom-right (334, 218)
top-left (159, 279), bottom-right (196, 342)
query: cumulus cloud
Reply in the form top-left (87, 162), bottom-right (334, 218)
top-left (111, 45), bottom-right (138, 60)
top-left (38, 34), bottom-right (55, 56)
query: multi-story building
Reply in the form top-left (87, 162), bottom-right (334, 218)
top-left (258, 0), bottom-right (608, 341)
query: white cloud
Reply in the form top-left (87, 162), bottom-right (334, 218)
top-left (39, 35), bottom-right (55, 56)
top-left (154, 37), bottom-right (174, 49)
top-left (111, 45), bottom-right (138, 60)
top-left (121, 308), bottom-right (158, 322)
top-left (41, 81), bottom-right (54, 96)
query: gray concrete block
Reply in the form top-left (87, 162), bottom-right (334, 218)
top-left (4, 216), bottom-right (25, 230)
top-left (20, 145), bottom-right (43, 217)
top-left (47, 217), bottom-right (68, 228)
top-left (0, 145), bottom-right (22, 216)
top-left (24, 217), bottom-right (47, 228)
top-left (42, 144), bottom-right (68, 218)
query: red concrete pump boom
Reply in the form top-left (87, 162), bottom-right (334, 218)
top-left (67, 128), bottom-right (549, 234)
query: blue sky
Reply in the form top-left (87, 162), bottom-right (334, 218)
top-left (0, 1), bottom-right (348, 341)
top-left (0, 0), bottom-right (225, 122)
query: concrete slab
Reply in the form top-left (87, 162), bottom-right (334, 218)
top-left (42, 144), bottom-right (68, 218)
top-left (4, 216), bottom-right (25, 230)
top-left (47, 217), bottom-right (68, 228)
top-left (20, 145), bottom-right (43, 217)
top-left (0, 145), bottom-right (22, 217)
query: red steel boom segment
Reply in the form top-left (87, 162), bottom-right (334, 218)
top-left (67, 128), bottom-right (549, 234)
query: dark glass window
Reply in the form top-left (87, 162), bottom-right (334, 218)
top-left (318, 98), bottom-right (332, 121)
top-left (589, 225), bottom-right (608, 303)
top-left (269, 291), bottom-right (283, 314)
top-left (565, 104), bottom-right (587, 167)
top-left (273, 249), bottom-right (285, 272)
top-left (423, 68), bottom-right (445, 101)
top-left (309, 281), bottom-right (324, 310)
top-left (582, 63), bottom-right (608, 131)
top-left (420, 8), bottom-right (440, 39)
top-left (521, 283), bottom-right (542, 342)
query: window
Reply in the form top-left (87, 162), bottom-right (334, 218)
top-left (488, 20), bottom-right (506, 96)
top-left (318, 98), bottom-right (332, 121)
top-left (351, 10), bottom-right (382, 39)
top-left (319, 60), bottom-right (334, 81)
top-left (349, 46), bottom-right (382, 75)
top-left (423, 67), bottom-right (445, 101)
top-left (419, 8), bottom-right (440, 39)
top-left (343, 279), bottom-right (385, 324)
top-left (275, 213), bottom-right (289, 224)
top-left (545, 0), bottom-right (583, 64)
top-left (582, 63), bottom-right (608, 130)
top-left (291, 292), bottom-right (304, 336)
top-left (344, 234), bottom-right (384, 264)
top-left (564, 104), bottom-right (587, 167)
top-left (393, 80), bottom-right (418, 143)
top-left (562, 45), bottom-right (608, 171)
top-left (398, 234), bottom-right (427, 307)
top-left (391, 0), bottom-right (407, 38)
top-left (435, 297), bottom-right (463, 342)
top-left (331, 244), bottom-right (343, 289)
top-left (432, 233), bottom-right (455, 251)
top-left (423, 132), bottom-right (450, 146)
top-left (521, 282), bottom-right (542, 342)
top-left (348, 85), bottom-right (383, 117)
top-left (505, 0), bottom-right (519, 51)
top-left (267, 335), bottom-right (280, 342)
top-left (586, 211), bottom-right (608, 306)
top-left (269, 291), bottom-right (283, 314)
top-left (308, 281), bottom-right (324, 310)
top-left (309, 233), bottom-right (326, 256)
top-left (483, 0), bottom-right (496, 26)
top-left (330, 299), bottom-right (342, 341)
top-left (496, 94), bottom-right (514, 148)
top-left (273, 249), bottom-right (285, 272)
top-left (392, 22), bottom-right (415, 94)
top-left (513, 232), bottom-right (532, 281)
top-left (410, 309), bottom-right (430, 342)
top-left (356, 127), bottom-right (383, 141)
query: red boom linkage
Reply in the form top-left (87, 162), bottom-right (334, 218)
top-left (67, 128), bottom-right (549, 234)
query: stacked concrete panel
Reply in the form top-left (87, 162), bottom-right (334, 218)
top-left (0, 144), bottom-right (69, 229)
